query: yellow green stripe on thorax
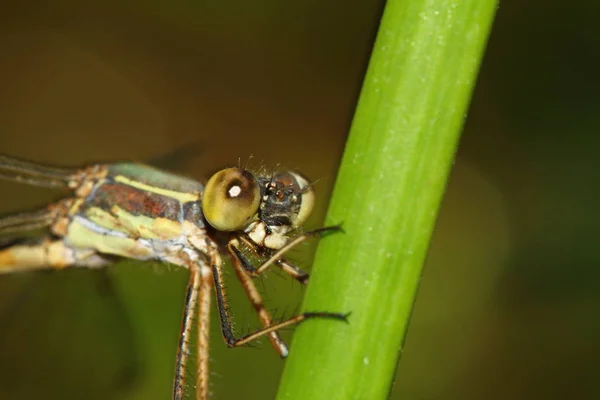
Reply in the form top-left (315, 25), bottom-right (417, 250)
top-left (112, 175), bottom-right (199, 203)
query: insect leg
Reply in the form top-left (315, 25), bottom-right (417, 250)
top-left (173, 259), bottom-right (213, 400)
top-left (250, 226), bottom-right (341, 276)
top-left (172, 268), bottom-right (200, 400)
top-left (226, 311), bottom-right (349, 348)
top-left (227, 247), bottom-right (289, 357)
top-left (0, 237), bottom-right (111, 274)
top-left (228, 241), bottom-right (308, 285)
top-left (274, 259), bottom-right (309, 284)
top-left (196, 261), bottom-right (213, 400)
top-left (212, 253), bottom-right (348, 354)
top-left (235, 225), bottom-right (342, 282)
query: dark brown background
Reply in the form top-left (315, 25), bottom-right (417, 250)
top-left (0, 1), bottom-right (598, 399)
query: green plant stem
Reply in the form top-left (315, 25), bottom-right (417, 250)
top-left (276, 1), bottom-right (497, 399)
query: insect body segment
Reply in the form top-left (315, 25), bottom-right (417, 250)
top-left (0, 154), bottom-right (346, 400)
top-left (0, 237), bottom-right (110, 273)
top-left (65, 164), bottom-right (206, 267)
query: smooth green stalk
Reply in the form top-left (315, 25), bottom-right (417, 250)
top-left (276, 1), bottom-right (497, 399)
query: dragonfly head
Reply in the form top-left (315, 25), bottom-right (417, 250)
top-left (253, 171), bottom-right (315, 249)
top-left (201, 168), bottom-right (315, 250)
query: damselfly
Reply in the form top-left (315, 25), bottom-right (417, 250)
top-left (0, 154), bottom-right (346, 399)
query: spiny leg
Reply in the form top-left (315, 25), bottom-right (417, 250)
top-left (235, 225), bottom-right (342, 283)
top-left (227, 247), bottom-right (289, 357)
top-left (196, 263), bottom-right (213, 400)
top-left (228, 241), bottom-right (308, 285)
top-left (275, 259), bottom-right (309, 285)
top-left (210, 258), bottom-right (239, 349)
top-left (248, 226), bottom-right (341, 276)
top-left (231, 311), bottom-right (349, 348)
top-left (172, 268), bottom-right (200, 400)
top-left (212, 253), bottom-right (348, 352)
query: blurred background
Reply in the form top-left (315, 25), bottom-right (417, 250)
top-left (0, 0), bottom-right (598, 399)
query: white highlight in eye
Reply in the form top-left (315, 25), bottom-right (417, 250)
top-left (228, 185), bottom-right (242, 198)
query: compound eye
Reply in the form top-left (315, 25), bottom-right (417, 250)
top-left (292, 172), bottom-right (315, 227)
top-left (202, 168), bottom-right (260, 231)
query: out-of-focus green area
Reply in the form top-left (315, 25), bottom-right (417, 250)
top-left (0, 1), bottom-right (597, 399)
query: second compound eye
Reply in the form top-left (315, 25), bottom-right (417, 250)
top-left (202, 168), bottom-right (260, 231)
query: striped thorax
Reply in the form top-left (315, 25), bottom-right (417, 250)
top-left (0, 154), bottom-right (344, 400)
